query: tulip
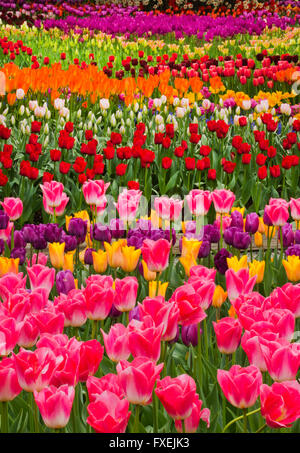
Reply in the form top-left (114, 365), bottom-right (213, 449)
top-left (212, 285), bottom-right (228, 308)
top-left (117, 357), bottom-right (163, 405)
top-left (63, 251), bottom-right (75, 273)
top-left (32, 310), bottom-right (65, 336)
top-left (225, 268), bottom-right (257, 302)
top-left (0, 317), bottom-right (18, 356)
top-left (84, 277), bottom-right (114, 321)
top-left (181, 237), bottom-right (202, 260)
top-left (141, 260), bottom-right (156, 281)
top-left (186, 190), bottom-right (212, 217)
top-left (289, 198), bottom-right (300, 221)
top-left (0, 257), bottom-right (19, 277)
top-left (54, 289), bottom-right (87, 327)
top-left (17, 314), bottom-right (40, 348)
top-left (245, 213), bottom-right (259, 234)
top-left (49, 242), bottom-right (65, 269)
top-left (179, 253), bottom-right (198, 277)
top-left (0, 210), bottom-right (9, 229)
top-left (263, 343), bottom-right (300, 382)
top-left (248, 260), bottom-right (265, 284)
top-left (128, 315), bottom-right (163, 362)
top-left (92, 250), bottom-right (108, 274)
top-left (120, 246), bottom-right (141, 273)
top-left (181, 323), bottom-right (199, 347)
top-left (260, 381), bottom-right (300, 428)
top-left (154, 196), bottom-right (183, 221)
top-left (86, 374), bottom-right (124, 403)
top-left (44, 192), bottom-right (69, 217)
top-left (56, 270), bottom-right (76, 295)
top-left (0, 357), bottom-right (22, 401)
top-left (274, 283), bottom-right (300, 318)
top-left (27, 264), bottom-right (55, 297)
top-left (82, 179), bottom-right (110, 207)
top-left (139, 296), bottom-right (179, 342)
top-left (34, 384), bottom-right (75, 429)
top-left (175, 395), bottom-right (210, 433)
top-left (1, 197), bottom-right (23, 221)
top-left (282, 256), bottom-right (300, 282)
top-left (217, 365), bottom-right (262, 409)
top-left (101, 324), bottom-right (130, 363)
top-left (104, 239), bottom-right (127, 268)
top-left (155, 374), bottom-right (197, 420)
top-left (0, 272), bottom-right (26, 302)
top-left (141, 238), bottom-right (171, 273)
top-left (213, 317), bottom-right (242, 354)
top-left (190, 265), bottom-right (216, 281)
top-left (14, 347), bottom-right (56, 392)
top-left (114, 277), bottom-right (138, 312)
top-left (170, 284), bottom-right (207, 326)
top-left (148, 281), bottom-right (169, 299)
top-left (241, 330), bottom-right (281, 372)
top-left (40, 181), bottom-right (65, 208)
top-left (264, 203), bottom-right (289, 227)
top-left (87, 390), bottom-right (131, 433)
top-left (78, 340), bottom-right (104, 382)
top-left (91, 223), bottom-right (111, 243)
top-left (68, 218), bottom-right (87, 242)
top-left (211, 189), bottom-right (235, 214)
top-left (226, 255), bottom-right (248, 272)
top-left (116, 189), bottom-right (142, 222)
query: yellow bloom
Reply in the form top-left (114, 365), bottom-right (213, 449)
top-left (49, 242), bottom-right (65, 269)
top-left (282, 256), bottom-right (300, 282)
top-left (63, 251), bottom-right (75, 273)
top-left (212, 285), bottom-right (227, 308)
top-left (92, 250), bottom-right (108, 274)
top-left (149, 281), bottom-right (169, 298)
top-left (0, 257), bottom-right (19, 276)
top-left (120, 246), bottom-right (141, 273)
top-left (179, 253), bottom-right (197, 277)
top-left (254, 232), bottom-right (263, 248)
top-left (181, 237), bottom-right (202, 260)
top-left (104, 239), bottom-right (127, 268)
top-left (264, 224), bottom-right (277, 239)
top-left (249, 260), bottom-right (265, 284)
top-left (228, 305), bottom-right (237, 319)
top-left (141, 260), bottom-right (156, 281)
top-left (226, 255), bottom-right (248, 272)
top-left (258, 217), bottom-right (265, 234)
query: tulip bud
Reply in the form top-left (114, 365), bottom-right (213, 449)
top-left (96, 116), bottom-right (102, 124)
top-left (120, 125), bottom-right (125, 135)
top-left (11, 116), bottom-right (15, 126)
top-left (116, 110), bottom-right (122, 119)
top-left (25, 125), bottom-right (31, 135)
top-left (43, 135), bottom-right (49, 147)
top-left (19, 105), bottom-right (25, 115)
top-left (129, 111), bottom-right (134, 120)
top-left (77, 109), bottom-right (82, 119)
top-left (87, 111), bottom-right (92, 120)
top-left (137, 112), bottom-right (142, 122)
top-left (45, 110), bottom-right (51, 120)
top-left (44, 124), bottom-right (49, 134)
top-left (158, 123), bottom-right (165, 133)
top-left (134, 102), bottom-right (139, 113)
top-left (126, 118), bottom-right (131, 126)
top-left (87, 120), bottom-right (93, 130)
top-left (107, 127), bottom-right (111, 136)
top-left (3, 107), bottom-right (8, 116)
top-left (236, 106), bottom-right (240, 115)
top-left (110, 114), bottom-right (116, 127)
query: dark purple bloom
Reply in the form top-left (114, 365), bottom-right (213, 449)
top-left (279, 223), bottom-right (294, 248)
top-left (224, 227), bottom-right (241, 246)
top-left (68, 218), bottom-right (87, 242)
top-left (230, 211), bottom-right (243, 229)
top-left (286, 244), bottom-right (300, 258)
top-left (61, 232), bottom-right (78, 252)
top-left (245, 213), bottom-right (259, 234)
top-left (214, 248), bottom-right (232, 274)
top-left (263, 209), bottom-right (273, 227)
top-left (11, 247), bottom-right (26, 265)
top-left (295, 230), bottom-right (300, 244)
top-left (232, 231), bottom-right (251, 250)
top-left (84, 248), bottom-right (96, 265)
top-left (109, 218), bottom-right (125, 239)
top-left (91, 223), bottom-right (112, 243)
top-left (109, 305), bottom-right (122, 319)
top-left (22, 225), bottom-right (37, 244)
top-left (7, 230), bottom-right (25, 249)
top-left (198, 240), bottom-right (211, 258)
top-left (44, 223), bottom-right (63, 243)
top-left (0, 210), bottom-right (9, 230)
top-left (181, 323), bottom-right (201, 347)
top-left (56, 270), bottom-right (76, 295)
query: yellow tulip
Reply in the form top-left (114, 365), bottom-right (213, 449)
top-left (92, 250), bottom-right (108, 274)
top-left (249, 260), bottom-right (265, 284)
top-left (226, 255), bottom-right (248, 272)
top-left (212, 285), bottom-right (228, 308)
top-left (254, 231), bottom-right (263, 247)
top-left (228, 305), bottom-right (238, 319)
top-left (181, 237), bottom-right (202, 260)
top-left (104, 239), bottom-right (127, 268)
top-left (264, 224), bottom-right (277, 239)
top-left (282, 256), bottom-right (300, 282)
top-left (0, 257), bottom-right (19, 276)
top-left (49, 242), bottom-right (65, 269)
top-left (120, 246), bottom-right (141, 273)
top-left (149, 281), bottom-right (169, 298)
top-left (179, 253), bottom-right (197, 277)
top-left (63, 251), bottom-right (75, 273)
top-left (258, 217), bottom-right (265, 234)
top-left (141, 260), bottom-right (156, 281)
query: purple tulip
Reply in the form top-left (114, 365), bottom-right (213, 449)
top-left (230, 211), bottom-right (243, 229)
top-left (181, 324), bottom-right (201, 347)
top-left (68, 218), bottom-right (87, 242)
top-left (245, 213), bottom-right (259, 234)
top-left (84, 248), bottom-right (96, 265)
top-left (0, 210), bottom-right (9, 230)
top-left (44, 223), bottom-right (63, 243)
top-left (56, 270), bottom-right (76, 295)
top-left (232, 231), bottom-right (251, 250)
top-left (91, 223), bottom-right (112, 243)
top-left (11, 247), bottom-right (26, 265)
top-left (214, 248), bottom-right (232, 275)
top-left (109, 218), bottom-right (125, 239)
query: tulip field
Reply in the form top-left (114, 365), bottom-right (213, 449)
top-left (0, 0), bottom-right (300, 436)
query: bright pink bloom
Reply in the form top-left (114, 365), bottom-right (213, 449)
top-left (263, 343), bottom-right (300, 382)
top-left (84, 277), bottom-right (114, 321)
top-left (17, 314), bottom-right (40, 348)
top-left (155, 374), bottom-right (197, 420)
top-left (187, 277), bottom-right (215, 310)
top-left (31, 310), bottom-right (65, 336)
top-left (241, 331), bottom-right (284, 372)
top-left (34, 385), bottom-right (75, 429)
top-left (154, 196), bottom-right (183, 221)
top-left (211, 189), bottom-right (235, 214)
top-left (43, 192), bottom-right (69, 216)
top-left (54, 289), bottom-right (87, 327)
top-left (0, 357), bottom-right (22, 401)
top-left (87, 390), bottom-right (131, 433)
top-left (270, 284), bottom-right (300, 318)
top-left (139, 296), bottom-right (179, 342)
top-left (113, 277), bottom-right (138, 312)
top-left (265, 308), bottom-right (295, 341)
top-left (175, 395), bottom-right (210, 433)
top-left (82, 179), bottom-right (110, 207)
top-left (128, 316), bottom-right (163, 362)
top-left (0, 273), bottom-right (26, 303)
top-left (27, 265), bottom-right (55, 298)
top-left (186, 190), bottom-right (212, 216)
top-left (141, 238), bottom-right (171, 272)
top-left (217, 365), bottom-right (262, 409)
top-left (0, 316), bottom-right (18, 356)
top-left (116, 189), bottom-right (142, 221)
top-left (50, 347), bottom-right (80, 387)
top-left (36, 333), bottom-right (70, 350)
top-left (40, 181), bottom-right (65, 208)
top-left (260, 381), bottom-right (300, 428)
top-left (78, 340), bottom-right (104, 382)
top-left (289, 198), bottom-right (300, 221)
top-left (265, 202), bottom-right (289, 226)
top-left (1, 197), bottom-right (23, 221)
top-left (14, 347), bottom-right (56, 392)
top-left (0, 221), bottom-right (13, 241)
top-left (87, 374), bottom-right (124, 403)
top-left (116, 356), bottom-right (163, 405)
top-left (189, 265), bottom-right (216, 281)
top-left (101, 323), bottom-right (130, 363)
top-left (213, 317), bottom-right (243, 354)
top-left (225, 268), bottom-right (257, 302)
top-left (26, 253), bottom-right (48, 267)
top-left (169, 284), bottom-right (207, 326)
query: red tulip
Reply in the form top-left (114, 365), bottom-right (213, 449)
top-left (260, 381), bottom-right (300, 428)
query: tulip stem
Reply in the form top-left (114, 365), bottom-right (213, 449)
top-left (134, 405), bottom-right (140, 433)
top-left (279, 226), bottom-right (284, 265)
top-left (243, 409), bottom-right (248, 433)
top-left (152, 390), bottom-right (158, 433)
top-left (222, 407), bottom-right (261, 433)
top-left (1, 402), bottom-right (8, 433)
top-left (203, 318), bottom-right (208, 360)
top-left (91, 320), bottom-right (98, 339)
top-left (31, 392), bottom-right (39, 433)
top-left (197, 322), bottom-right (202, 387)
top-left (220, 214), bottom-right (223, 249)
top-left (256, 423), bottom-right (267, 434)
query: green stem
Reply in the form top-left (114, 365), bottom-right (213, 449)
top-left (223, 407), bottom-right (261, 433)
top-left (243, 409), bottom-right (248, 433)
top-left (134, 405), bottom-right (140, 433)
top-left (197, 322), bottom-right (202, 387)
top-left (31, 392), bottom-right (39, 433)
top-left (152, 390), bottom-right (158, 433)
top-left (256, 423), bottom-right (267, 434)
top-left (1, 401), bottom-right (8, 433)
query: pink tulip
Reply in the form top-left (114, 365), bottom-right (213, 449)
top-left (26, 253), bottom-right (48, 267)
top-left (138, 296), bottom-right (179, 342)
top-left (78, 340), bottom-right (104, 382)
top-left (263, 343), bottom-right (300, 382)
top-left (50, 347), bottom-right (80, 387)
top-left (34, 385), bottom-right (75, 429)
top-left (87, 390), bottom-right (131, 433)
top-left (87, 374), bottom-right (124, 403)
top-left (2, 292), bottom-right (31, 322)
top-left (232, 292), bottom-right (265, 316)
top-left (0, 316), bottom-right (18, 356)
top-left (213, 317), bottom-right (243, 354)
top-left (155, 374), bottom-right (197, 420)
top-left (27, 265), bottom-right (55, 298)
top-left (101, 324), bottom-right (130, 363)
top-left (289, 198), bottom-right (300, 221)
top-left (211, 189), bottom-right (235, 214)
top-left (225, 268), bottom-right (257, 302)
top-left (0, 357), bottom-right (22, 401)
top-left (43, 192), bottom-right (69, 216)
top-left (270, 284), bottom-right (300, 318)
top-left (175, 395), bottom-right (210, 433)
top-left (186, 190), bottom-right (212, 216)
top-left (260, 381), bottom-right (300, 428)
top-left (189, 265), bottom-right (216, 281)
top-left (128, 315), bottom-right (163, 362)
top-left (82, 179), bottom-right (110, 207)
top-left (113, 277), bottom-right (138, 312)
top-left (54, 289), bottom-right (87, 327)
top-left (0, 221), bottom-right (13, 241)
top-left (264, 201), bottom-right (289, 226)
top-left (241, 331), bottom-right (284, 372)
top-left (141, 238), bottom-right (171, 272)
top-left (36, 333), bottom-right (70, 350)
top-left (217, 365), bottom-right (262, 409)
top-left (14, 347), bottom-right (56, 392)
top-left (187, 277), bottom-right (215, 310)
top-left (117, 356), bottom-right (163, 405)
top-left (31, 310), bottom-right (65, 336)
top-left (17, 314), bottom-right (40, 348)
top-left (264, 308), bottom-right (295, 341)
top-left (40, 181), bottom-right (65, 208)
top-left (154, 196), bottom-right (183, 221)
top-left (84, 277), bottom-right (114, 321)
top-left (0, 273), bottom-right (26, 303)
top-left (1, 197), bottom-right (23, 221)
top-left (116, 189), bottom-right (142, 221)
top-left (169, 284), bottom-right (207, 326)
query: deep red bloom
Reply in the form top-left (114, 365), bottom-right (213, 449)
top-left (128, 181), bottom-right (140, 190)
top-left (110, 132), bottom-right (122, 146)
top-left (269, 165), bottom-right (280, 178)
top-left (258, 166), bottom-right (267, 180)
top-left (185, 158), bottom-right (196, 171)
top-left (31, 122), bottom-right (41, 133)
top-left (73, 157), bottom-right (87, 174)
top-left (116, 164), bottom-right (127, 176)
top-left (174, 146), bottom-right (184, 157)
top-left (162, 157), bottom-right (172, 169)
top-left (42, 172), bottom-right (54, 184)
top-left (242, 154), bottom-right (251, 165)
top-left (223, 161), bottom-right (236, 174)
top-left (256, 154), bottom-right (267, 166)
top-left (64, 122), bottom-right (74, 134)
top-left (165, 124), bottom-right (174, 139)
top-left (59, 162), bottom-right (71, 175)
top-left (207, 169), bottom-right (216, 180)
top-left (50, 149), bottom-right (61, 162)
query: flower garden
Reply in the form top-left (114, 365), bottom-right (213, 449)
top-left (0, 0), bottom-right (300, 435)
